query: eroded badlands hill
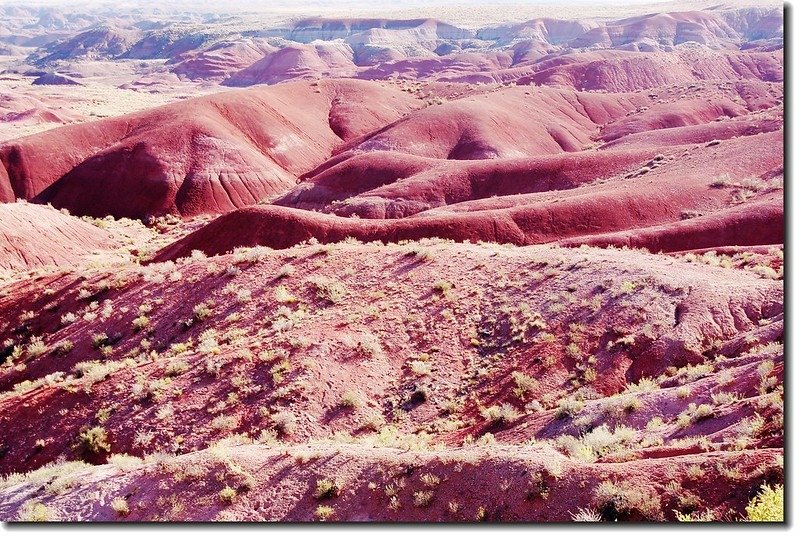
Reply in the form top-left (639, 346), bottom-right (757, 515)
top-left (0, 2), bottom-right (784, 524)
top-left (0, 76), bottom-right (784, 255)
top-left (0, 79), bottom-right (422, 218)
top-left (0, 203), bottom-right (116, 271)
top-left (0, 240), bottom-right (784, 521)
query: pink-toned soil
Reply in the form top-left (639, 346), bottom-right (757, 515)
top-left (0, 3), bottom-right (783, 524)
top-left (0, 203), bottom-right (116, 271)
top-left (0, 79), bottom-right (422, 219)
top-left (0, 241), bottom-right (784, 521)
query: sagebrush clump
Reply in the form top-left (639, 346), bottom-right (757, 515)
top-left (745, 484), bottom-right (783, 522)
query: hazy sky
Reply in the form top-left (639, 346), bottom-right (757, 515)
top-left (0, 0), bottom-right (780, 25)
top-left (0, 0), bottom-right (679, 7)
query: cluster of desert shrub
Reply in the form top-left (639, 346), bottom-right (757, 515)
top-left (0, 238), bottom-right (783, 522)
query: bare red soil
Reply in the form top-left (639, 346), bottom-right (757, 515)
top-left (170, 39), bottom-right (278, 82)
top-left (223, 43), bottom-right (358, 87)
top-left (520, 49), bottom-right (782, 91)
top-left (157, 125), bottom-right (782, 258)
top-left (0, 203), bottom-right (115, 271)
top-left (0, 90), bottom-right (85, 141)
top-left (0, 241), bottom-right (784, 521)
top-left (0, 79), bottom-right (422, 219)
top-left (0, 3), bottom-right (783, 523)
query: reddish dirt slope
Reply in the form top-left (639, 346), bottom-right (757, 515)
top-left (170, 39), bottom-right (278, 81)
top-left (158, 128), bottom-right (783, 258)
top-left (0, 241), bottom-right (783, 521)
top-left (276, 149), bottom-right (657, 217)
top-left (0, 203), bottom-right (116, 271)
top-left (357, 52), bottom-right (514, 82)
top-left (335, 85), bottom-right (644, 160)
top-left (559, 197), bottom-right (783, 252)
top-left (223, 43), bottom-right (357, 87)
top-left (0, 443), bottom-right (782, 522)
top-left (0, 91), bottom-right (85, 142)
top-left (0, 79), bottom-right (423, 219)
top-left (267, 80), bottom-right (780, 217)
top-left (0, 6), bottom-right (784, 523)
top-left (0, 77), bottom-right (780, 225)
top-left (520, 49), bottom-right (782, 92)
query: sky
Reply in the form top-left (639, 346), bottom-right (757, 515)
top-left (0, 0), bottom-right (781, 26)
top-left (0, 0), bottom-right (682, 7)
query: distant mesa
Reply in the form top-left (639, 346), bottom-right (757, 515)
top-left (170, 38), bottom-right (277, 81)
top-left (31, 24), bottom-right (144, 64)
top-left (31, 72), bottom-right (83, 86)
top-left (222, 43), bottom-right (357, 87)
